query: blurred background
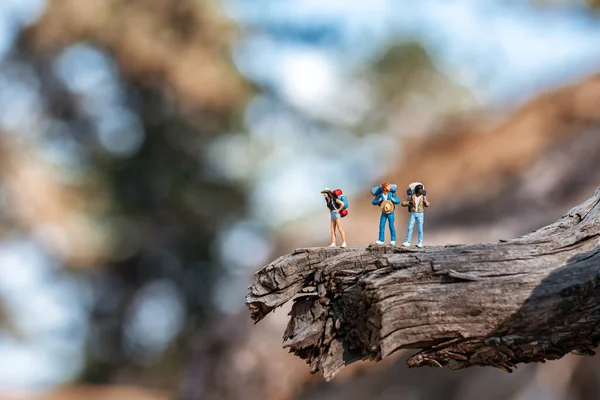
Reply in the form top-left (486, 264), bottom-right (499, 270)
top-left (0, 0), bottom-right (599, 399)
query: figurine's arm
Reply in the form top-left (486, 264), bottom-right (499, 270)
top-left (371, 195), bottom-right (382, 206)
top-left (335, 199), bottom-right (345, 213)
top-left (391, 193), bottom-right (400, 205)
top-left (424, 196), bottom-right (430, 207)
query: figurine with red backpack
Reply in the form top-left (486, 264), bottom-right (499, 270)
top-left (321, 187), bottom-right (348, 248)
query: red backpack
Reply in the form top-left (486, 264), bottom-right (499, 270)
top-left (332, 189), bottom-right (349, 217)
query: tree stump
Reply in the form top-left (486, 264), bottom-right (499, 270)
top-left (245, 188), bottom-right (600, 380)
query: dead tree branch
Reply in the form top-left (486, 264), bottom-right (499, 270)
top-left (245, 188), bottom-right (600, 380)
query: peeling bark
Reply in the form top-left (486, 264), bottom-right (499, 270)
top-left (245, 188), bottom-right (600, 380)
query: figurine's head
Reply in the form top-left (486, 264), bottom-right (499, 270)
top-left (321, 187), bottom-right (332, 200)
top-left (414, 184), bottom-right (424, 196)
top-left (381, 182), bottom-right (390, 193)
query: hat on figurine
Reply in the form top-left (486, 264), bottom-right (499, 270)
top-left (380, 199), bottom-right (394, 214)
top-left (320, 187), bottom-right (332, 193)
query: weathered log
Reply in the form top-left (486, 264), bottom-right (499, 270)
top-left (245, 188), bottom-right (600, 380)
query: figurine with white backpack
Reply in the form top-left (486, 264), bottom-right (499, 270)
top-left (401, 182), bottom-right (429, 248)
top-left (321, 188), bottom-right (348, 248)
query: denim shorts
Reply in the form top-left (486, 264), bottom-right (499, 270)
top-left (330, 210), bottom-right (341, 220)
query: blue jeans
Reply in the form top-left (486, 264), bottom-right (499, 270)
top-left (379, 212), bottom-right (396, 242)
top-left (330, 210), bottom-right (341, 220)
top-left (406, 212), bottom-right (424, 244)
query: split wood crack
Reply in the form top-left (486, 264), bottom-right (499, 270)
top-left (245, 188), bottom-right (600, 380)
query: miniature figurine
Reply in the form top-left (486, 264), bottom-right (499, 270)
top-left (371, 182), bottom-right (399, 245)
top-left (321, 188), bottom-right (348, 248)
top-left (401, 182), bottom-right (429, 248)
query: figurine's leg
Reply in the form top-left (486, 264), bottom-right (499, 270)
top-left (417, 213), bottom-right (424, 245)
top-left (335, 218), bottom-right (347, 245)
top-left (405, 213), bottom-right (416, 243)
top-left (330, 218), bottom-right (336, 245)
top-left (378, 214), bottom-right (387, 242)
top-left (389, 212), bottom-right (396, 242)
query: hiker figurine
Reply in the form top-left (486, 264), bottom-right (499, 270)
top-left (321, 188), bottom-right (348, 248)
top-left (401, 182), bottom-right (429, 248)
top-left (371, 182), bottom-right (399, 245)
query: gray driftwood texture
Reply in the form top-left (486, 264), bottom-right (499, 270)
top-left (245, 188), bottom-right (600, 380)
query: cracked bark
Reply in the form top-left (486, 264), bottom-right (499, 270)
top-left (245, 188), bottom-right (600, 381)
